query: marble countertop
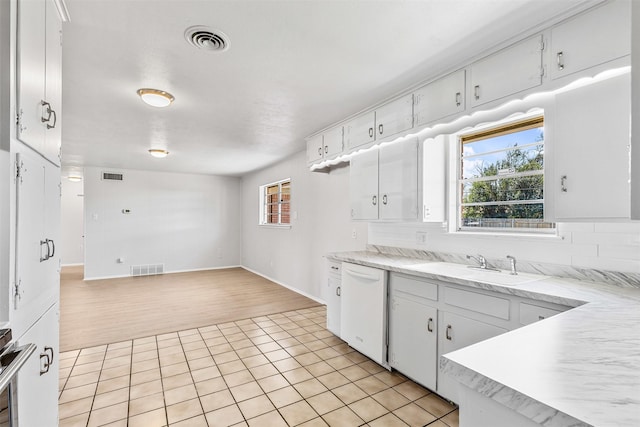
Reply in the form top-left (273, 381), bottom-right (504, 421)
top-left (327, 250), bottom-right (640, 427)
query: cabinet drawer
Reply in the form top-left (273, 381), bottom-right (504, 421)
top-left (390, 273), bottom-right (437, 302)
top-left (327, 260), bottom-right (341, 276)
top-left (443, 287), bottom-right (510, 320)
top-left (519, 302), bottom-right (563, 326)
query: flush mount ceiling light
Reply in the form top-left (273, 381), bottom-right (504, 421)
top-left (136, 88), bottom-right (175, 107)
top-left (148, 149), bottom-right (169, 158)
top-left (67, 174), bottom-right (82, 182)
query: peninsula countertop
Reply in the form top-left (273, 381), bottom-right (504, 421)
top-left (327, 250), bottom-right (640, 427)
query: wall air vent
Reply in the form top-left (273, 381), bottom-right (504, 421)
top-left (184, 26), bottom-right (230, 52)
top-left (131, 264), bottom-right (164, 277)
top-left (102, 172), bottom-right (123, 181)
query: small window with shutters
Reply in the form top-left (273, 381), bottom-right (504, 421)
top-left (259, 179), bottom-right (291, 226)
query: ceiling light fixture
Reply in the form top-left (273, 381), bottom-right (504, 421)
top-left (67, 175), bottom-right (82, 182)
top-left (137, 88), bottom-right (175, 107)
top-left (148, 149), bottom-right (169, 158)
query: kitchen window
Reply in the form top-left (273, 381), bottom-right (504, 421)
top-left (457, 116), bottom-right (555, 232)
top-left (259, 178), bottom-right (291, 226)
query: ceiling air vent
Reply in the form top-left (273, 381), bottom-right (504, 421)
top-left (102, 172), bottom-right (123, 181)
top-left (184, 26), bottom-right (229, 52)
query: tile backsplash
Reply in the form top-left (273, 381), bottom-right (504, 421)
top-left (368, 221), bottom-right (640, 288)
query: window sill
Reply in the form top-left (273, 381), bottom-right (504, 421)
top-left (451, 229), bottom-right (562, 240)
top-left (258, 224), bottom-right (292, 230)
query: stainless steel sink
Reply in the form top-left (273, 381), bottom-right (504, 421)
top-left (409, 262), bottom-right (545, 286)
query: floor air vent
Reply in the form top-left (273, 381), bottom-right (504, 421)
top-left (102, 172), bottom-right (123, 181)
top-left (131, 264), bottom-right (164, 277)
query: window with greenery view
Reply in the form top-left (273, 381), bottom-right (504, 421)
top-left (260, 179), bottom-right (291, 226)
top-left (458, 116), bottom-right (554, 232)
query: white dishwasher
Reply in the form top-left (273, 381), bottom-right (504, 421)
top-left (340, 262), bottom-right (389, 368)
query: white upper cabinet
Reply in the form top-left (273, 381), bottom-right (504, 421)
top-left (547, 73), bottom-right (630, 221)
top-left (350, 139), bottom-right (419, 221)
top-left (306, 126), bottom-right (344, 164)
top-left (469, 35), bottom-right (544, 108)
top-left (422, 136), bottom-right (446, 222)
top-left (16, 0), bottom-right (62, 165)
top-left (549, 0), bottom-right (630, 80)
top-left (349, 148), bottom-right (379, 220)
top-left (375, 94), bottom-right (414, 140)
top-left (378, 139), bottom-right (419, 220)
top-left (414, 70), bottom-right (465, 126)
top-left (323, 126), bottom-right (344, 158)
top-left (345, 111), bottom-right (376, 150)
top-left (344, 94), bottom-right (414, 152)
top-left (306, 134), bottom-right (324, 164)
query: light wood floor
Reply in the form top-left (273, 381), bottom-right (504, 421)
top-left (60, 266), bottom-right (321, 352)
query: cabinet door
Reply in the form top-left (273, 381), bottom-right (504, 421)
top-left (549, 73), bottom-right (630, 220)
top-left (344, 111), bottom-right (376, 150)
top-left (415, 70), bottom-right (465, 126)
top-left (16, 0), bottom-right (47, 154)
top-left (389, 296), bottom-right (437, 390)
top-left (422, 136), bottom-right (445, 222)
top-left (323, 126), bottom-right (344, 159)
top-left (16, 303), bottom-right (60, 427)
top-left (376, 94), bottom-right (414, 139)
top-left (326, 274), bottom-right (341, 336)
top-left (469, 35), bottom-right (543, 107)
top-left (307, 134), bottom-right (324, 163)
top-left (550, 0), bottom-right (630, 80)
top-left (42, 0), bottom-right (63, 165)
top-left (379, 139), bottom-right (418, 220)
top-left (349, 149), bottom-right (379, 220)
top-left (438, 311), bottom-right (507, 402)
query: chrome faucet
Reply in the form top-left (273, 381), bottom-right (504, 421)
top-left (506, 255), bottom-right (517, 275)
top-left (466, 254), bottom-right (487, 269)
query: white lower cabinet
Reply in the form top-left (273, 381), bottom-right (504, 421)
top-left (326, 260), bottom-right (342, 336)
top-left (16, 303), bottom-right (60, 427)
top-left (389, 295), bottom-right (438, 390)
top-left (437, 311), bottom-right (507, 402)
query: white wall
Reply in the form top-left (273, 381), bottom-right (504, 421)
top-left (84, 167), bottom-right (242, 279)
top-left (60, 179), bottom-right (84, 265)
top-left (241, 151), bottom-right (367, 302)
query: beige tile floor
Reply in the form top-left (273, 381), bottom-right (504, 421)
top-left (59, 306), bottom-right (458, 427)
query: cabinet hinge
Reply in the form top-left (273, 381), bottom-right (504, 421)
top-left (13, 279), bottom-right (21, 309)
top-left (15, 159), bottom-right (25, 183)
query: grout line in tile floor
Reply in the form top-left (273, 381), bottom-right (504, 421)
top-left (58, 306), bottom-right (459, 427)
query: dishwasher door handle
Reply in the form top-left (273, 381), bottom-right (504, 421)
top-left (343, 269), bottom-right (380, 281)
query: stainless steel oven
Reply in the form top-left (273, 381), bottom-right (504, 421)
top-left (0, 329), bottom-right (36, 427)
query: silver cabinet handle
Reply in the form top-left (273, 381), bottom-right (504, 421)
top-left (336, 286), bottom-right (341, 297)
top-left (474, 85), bottom-right (480, 101)
top-left (561, 175), bottom-right (568, 192)
top-left (382, 194), bottom-right (387, 205)
top-left (378, 124), bottom-right (383, 135)
top-left (427, 318), bottom-right (434, 333)
top-left (538, 315), bottom-right (545, 321)
top-left (368, 127), bottom-right (374, 138)
top-left (455, 92), bottom-right (461, 107)
top-left (446, 325), bottom-right (452, 340)
top-left (372, 195), bottom-right (377, 206)
top-left (317, 147), bottom-right (322, 156)
top-left (40, 100), bottom-right (57, 129)
top-left (47, 239), bottom-right (55, 259)
top-left (324, 145), bottom-right (328, 154)
top-left (39, 352), bottom-right (51, 376)
top-left (557, 51), bottom-right (564, 70)
top-left (45, 346), bottom-right (54, 366)
top-left (40, 240), bottom-right (49, 262)
top-left (330, 266), bottom-right (339, 270)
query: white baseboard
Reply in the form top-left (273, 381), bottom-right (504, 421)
top-left (83, 265), bottom-right (243, 281)
top-left (241, 265), bottom-right (326, 306)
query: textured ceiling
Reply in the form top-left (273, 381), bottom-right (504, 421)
top-left (61, 0), bottom-right (591, 177)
